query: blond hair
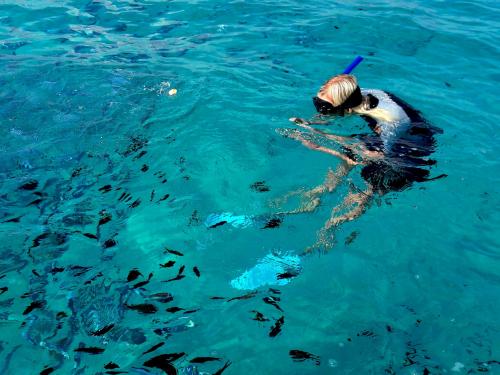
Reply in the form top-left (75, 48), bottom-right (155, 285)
top-left (318, 74), bottom-right (358, 106)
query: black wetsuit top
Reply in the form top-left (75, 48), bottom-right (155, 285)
top-left (354, 92), bottom-right (443, 194)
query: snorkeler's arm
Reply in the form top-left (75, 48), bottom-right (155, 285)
top-left (289, 131), bottom-right (359, 166)
top-left (290, 118), bottom-right (353, 145)
top-left (290, 120), bottom-right (383, 163)
top-left (289, 117), bottom-right (329, 126)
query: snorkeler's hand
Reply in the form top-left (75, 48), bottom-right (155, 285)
top-left (289, 117), bottom-right (310, 125)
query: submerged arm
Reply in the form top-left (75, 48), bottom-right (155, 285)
top-left (287, 130), bottom-right (359, 166)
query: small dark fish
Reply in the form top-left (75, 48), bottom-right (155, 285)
top-left (160, 261), bottom-right (175, 268)
top-left (276, 270), bottom-right (299, 280)
top-left (27, 198), bottom-right (43, 206)
top-left (40, 367), bottom-right (55, 375)
top-left (184, 309), bottom-right (199, 314)
top-left (444, 82), bottom-right (451, 87)
top-left (127, 269), bottom-right (142, 282)
top-left (142, 342), bottom-right (165, 355)
top-left (103, 239), bottom-right (117, 249)
top-left (85, 271), bottom-right (103, 285)
top-left (32, 269), bottom-right (41, 277)
top-left (158, 194), bottom-right (170, 203)
top-left (23, 300), bottom-right (46, 315)
top-left (118, 192), bottom-right (128, 201)
top-left (269, 288), bottom-right (281, 295)
top-left (213, 360), bottom-right (232, 375)
top-left (83, 233), bottom-right (98, 239)
top-left (71, 167), bottom-right (83, 177)
top-left (19, 180), bottom-right (38, 190)
top-left (209, 221), bottom-right (226, 229)
top-left (32, 232), bottom-right (49, 248)
top-left (177, 265), bottom-right (185, 275)
top-left (357, 330), bottom-right (376, 337)
top-left (91, 324), bottom-right (115, 336)
top-left (289, 349), bottom-right (320, 365)
top-left (165, 248), bottom-right (184, 256)
top-left (251, 311), bottom-right (269, 322)
top-left (210, 296), bottom-right (225, 300)
top-left (126, 303), bottom-right (158, 314)
top-left (104, 362), bottom-right (120, 369)
top-left (99, 185), bottom-right (112, 193)
top-left (69, 265), bottom-right (92, 277)
top-left (49, 267), bottom-right (64, 275)
top-left (150, 190), bottom-right (155, 202)
top-left (3, 215), bottom-right (23, 223)
top-left (193, 267), bottom-right (200, 277)
top-left (98, 214), bottom-right (112, 226)
top-left (262, 218), bottom-right (281, 229)
top-left (143, 353), bottom-right (186, 375)
top-left (161, 179), bottom-right (167, 184)
top-left (227, 291), bottom-right (257, 302)
top-left (164, 275), bottom-right (185, 283)
top-left (56, 311), bottom-right (68, 319)
top-left (166, 307), bottom-right (184, 313)
top-left (344, 231), bottom-right (359, 246)
top-left (189, 357), bottom-right (221, 364)
top-left (386, 325), bottom-right (393, 332)
top-left (133, 150), bottom-right (147, 160)
top-left (134, 273), bottom-right (153, 289)
top-left (263, 296), bottom-right (283, 312)
top-left (250, 181), bottom-right (270, 192)
top-left (141, 164), bottom-right (149, 172)
top-left (130, 199), bottom-right (141, 208)
top-left (0, 287), bottom-right (8, 295)
top-left (423, 368), bottom-right (431, 375)
top-left (74, 346), bottom-right (105, 354)
top-left (269, 316), bottom-right (284, 337)
top-left (149, 292), bottom-right (173, 303)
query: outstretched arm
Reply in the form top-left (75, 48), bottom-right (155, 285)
top-left (287, 130), bottom-right (359, 166)
top-left (290, 118), bottom-right (384, 162)
top-left (290, 117), bottom-right (352, 145)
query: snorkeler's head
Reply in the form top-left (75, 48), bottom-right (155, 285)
top-left (313, 74), bottom-right (363, 116)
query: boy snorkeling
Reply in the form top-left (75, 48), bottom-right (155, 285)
top-left (277, 73), bottom-right (445, 251)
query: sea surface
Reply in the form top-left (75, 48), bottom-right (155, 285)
top-left (0, 0), bottom-right (499, 374)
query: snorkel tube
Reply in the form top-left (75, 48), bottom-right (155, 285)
top-left (343, 55), bottom-right (364, 74)
top-left (312, 56), bottom-right (365, 116)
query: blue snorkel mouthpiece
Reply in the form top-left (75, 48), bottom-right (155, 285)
top-left (342, 55), bottom-right (364, 74)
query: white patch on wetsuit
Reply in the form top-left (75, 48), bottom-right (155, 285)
top-left (361, 89), bottom-right (410, 153)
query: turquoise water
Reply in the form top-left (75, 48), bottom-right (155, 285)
top-left (1, 0), bottom-right (499, 374)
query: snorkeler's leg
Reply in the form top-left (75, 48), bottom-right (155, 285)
top-left (275, 161), bottom-right (354, 215)
top-left (324, 186), bottom-right (373, 230)
top-left (301, 186), bottom-right (373, 255)
top-left (305, 161), bottom-right (353, 197)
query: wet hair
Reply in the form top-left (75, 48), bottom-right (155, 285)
top-left (313, 74), bottom-right (362, 115)
top-left (318, 74), bottom-right (358, 107)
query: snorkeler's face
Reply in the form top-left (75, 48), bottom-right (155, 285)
top-left (312, 86), bottom-right (363, 116)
